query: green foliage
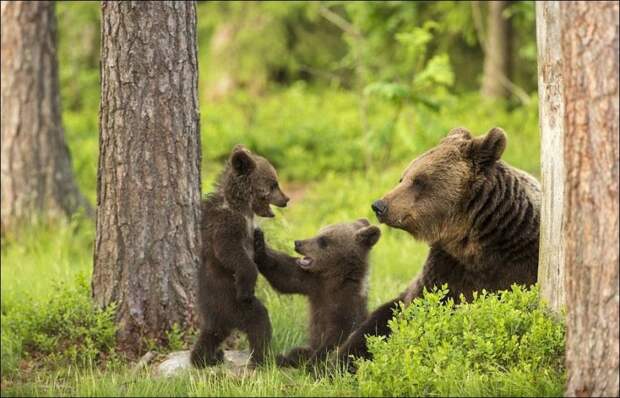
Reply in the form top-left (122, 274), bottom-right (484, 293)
top-left (202, 85), bottom-right (539, 182)
top-left (1, 273), bottom-right (117, 374)
top-left (165, 324), bottom-right (187, 353)
top-left (356, 285), bottom-right (566, 397)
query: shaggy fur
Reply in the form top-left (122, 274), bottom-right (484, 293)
top-left (339, 127), bottom-right (540, 362)
top-left (190, 145), bottom-right (289, 367)
top-left (254, 220), bottom-right (380, 367)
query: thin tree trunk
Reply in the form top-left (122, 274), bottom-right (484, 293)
top-left (560, 2), bottom-right (619, 396)
top-left (481, 0), bottom-right (511, 99)
top-left (93, 1), bottom-right (202, 353)
top-left (535, 1), bottom-right (566, 314)
top-left (0, 1), bottom-right (91, 234)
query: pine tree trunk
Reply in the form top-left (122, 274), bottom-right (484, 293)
top-left (535, 1), bottom-right (566, 313)
top-left (93, 1), bottom-right (202, 353)
top-left (0, 1), bottom-right (90, 234)
top-left (560, 2), bottom-right (619, 396)
top-left (481, 0), bottom-right (511, 99)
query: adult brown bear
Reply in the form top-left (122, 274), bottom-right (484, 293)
top-left (338, 127), bottom-right (540, 362)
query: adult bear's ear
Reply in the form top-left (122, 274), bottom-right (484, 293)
top-left (356, 225), bottom-right (381, 247)
top-left (230, 145), bottom-right (256, 175)
top-left (469, 127), bottom-right (507, 168)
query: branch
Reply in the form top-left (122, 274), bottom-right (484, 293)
top-left (318, 5), bottom-right (361, 38)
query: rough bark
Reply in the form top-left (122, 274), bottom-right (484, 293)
top-left (93, 1), bottom-right (202, 353)
top-left (560, 2), bottom-right (619, 397)
top-left (0, 1), bottom-right (90, 234)
top-left (481, 0), bottom-right (512, 99)
top-left (535, 1), bottom-right (566, 314)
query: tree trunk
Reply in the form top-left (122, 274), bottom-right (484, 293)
top-left (535, 1), bottom-right (566, 314)
top-left (481, 0), bottom-right (511, 99)
top-left (93, 1), bottom-right (202, 353)
top-left (561, 2), bottom-right (619, 397)
top-left (0, 1), bottom-right (90, 234)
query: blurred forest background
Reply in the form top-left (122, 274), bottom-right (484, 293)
top-left (1, 1), bottom-right (552, 396)
top-left (57, 0), bottom-right (539, 191)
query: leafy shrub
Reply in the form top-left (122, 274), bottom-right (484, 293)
top-left (1, 273), bottom-right (117, 374)
top-left (355, 285), bottom-right (566, 397)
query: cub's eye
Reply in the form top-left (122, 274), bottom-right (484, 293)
top-left (398, 177), bottom-right (403, 183)
top-left (318, 236), bottom-right (329, 248)
top-left (270, 181), bottom-right (279, 191)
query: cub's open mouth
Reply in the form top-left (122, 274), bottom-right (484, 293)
top-left (296, 257), bottom-right (314, 270)
top-left (264, 206), bottom-right (275, 217)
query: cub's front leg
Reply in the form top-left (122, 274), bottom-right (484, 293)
top-left (253, 228), bottom-right (316, 295)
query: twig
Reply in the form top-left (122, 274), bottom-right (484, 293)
top-left (318, 5), bottom-right (361, 38)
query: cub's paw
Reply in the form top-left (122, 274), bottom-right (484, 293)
top-left (275, 353), bottom-right (294, 367)
top-left (190, 348), bottom-right (224, 368)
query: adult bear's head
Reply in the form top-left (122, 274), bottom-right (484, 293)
top-left (371, 127), bottom-right (507, 243)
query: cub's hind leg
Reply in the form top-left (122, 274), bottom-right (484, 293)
top-left (239, 298), bottom-right (272, 366)
top-left (190, 325), bottom-right (231, 368)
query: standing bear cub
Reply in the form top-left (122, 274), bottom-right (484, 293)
top-left (254, 219), bottom-right (381, 367)
top-left (191, 145), bottom-right (289, 367)
top-left (339, 127), bottom-right (541, 362)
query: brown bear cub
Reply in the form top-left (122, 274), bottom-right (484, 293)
top-left (339, 127), bottom-right (541, 363)
top-left (190, 145), bottom-right (289, 368)
top-left (253, 219), bottom-right (381, 367)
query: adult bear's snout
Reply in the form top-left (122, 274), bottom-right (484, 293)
top-left (371, 200), bottom-right (388, 216)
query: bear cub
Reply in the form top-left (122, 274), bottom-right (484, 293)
top-left (190, 145), bottom-right (289, 367)
top-left (253, 219), bottom-right (381, 367)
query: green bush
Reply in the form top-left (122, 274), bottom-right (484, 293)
top-left (355, 285), bottom-right (566, 397)
top-left (1, 273), bottom-right (117, 374)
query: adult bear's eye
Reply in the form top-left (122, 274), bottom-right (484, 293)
top-left (411, 175), bottom-right (426, 191)
top-left (318, 237), bottom-right (329, 248)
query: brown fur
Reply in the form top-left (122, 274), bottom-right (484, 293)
top-left (190, 145), bottom-right (289, 367)
top-left (254, 219), bottom-right (380, 367)
top-left (340, 127), bottom-right (540, 362)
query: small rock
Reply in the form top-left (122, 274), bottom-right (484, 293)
top-left (155, 350), bottom-right (253, 377)
top-left (156, 350), bottom-right (192, 377)
top-left (224, 350), bottom-right (251, 368)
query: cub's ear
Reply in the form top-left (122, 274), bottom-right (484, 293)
top-left (469, 127), bottom-right (507, 168)
top-left (356, 225), bottom-right (381, 248)
top-left (230, 145), bottom-right (256, 175)
top-left (447, 127), bottom-right (472, 140)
